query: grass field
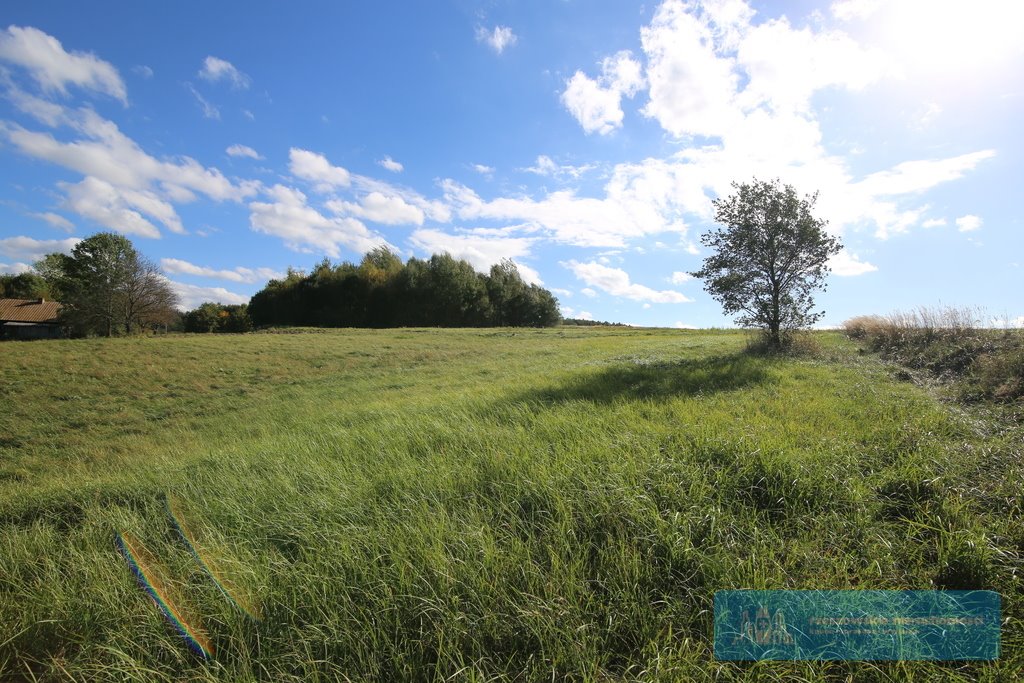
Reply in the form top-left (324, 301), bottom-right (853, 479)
top-left (1, 327), bottom-right (1021, 681)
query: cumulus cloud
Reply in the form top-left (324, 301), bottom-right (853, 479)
top-left (561, 50), bottom-right (645, 135)
top-left (0, 235), bottom-right (80, 262)
top-left (472, 164), bottom-right (495, 175)
top-left (829, 249), bottom-right (878, 276)
top-left (0, 26), bottom-right (126, 102)
top-left (669, 271), bottom-right (693, 284)
top-left (289, 148), bottom-right (351, 191)
top-left (249, 184), bottom-right (389, 257)
top-left (409, 228), bottom-right (541, 284)
top-left (160, 258), bottom-right (284, 284)
top-left (922, 218), bottom-right (947, 228)
top-left (326, 192), bottom-right (424, 226)
top-left (198, 56), bottom-right (250, 89)
top-left (0, 261), bottom-right (34, 275)
top-left (475, 25), bottom-right (518, 54)
top-left (166, 279), bottom-right (250, 310)
top-left (563, 260), bottom-right (692, 303)
top-left (226, 144), bottom-right (262, 159)
top-left (440, 165), bottom-right (693, 248)
top-left (956, 214), bottom-right (982, 232)
top-left (60, 176), bottom-right (184, 238)
top-left (378, 156), bottom-right (403, 173)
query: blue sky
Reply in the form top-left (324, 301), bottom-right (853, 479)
top-left (0, 0), bottom-right (1021, 327)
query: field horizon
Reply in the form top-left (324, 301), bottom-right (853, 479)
top-left (1, 327), bottom-right (1021, 681)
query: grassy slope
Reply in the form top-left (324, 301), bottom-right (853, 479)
top-left (0, 328), bottom-right (1021, 681)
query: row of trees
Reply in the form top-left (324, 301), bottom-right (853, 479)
top-left (182, 302), bottom-right (253, 333)
top-left (248, 249), bottom-right (561, 328)
top-left (36, 233), bottom-right (179, 336)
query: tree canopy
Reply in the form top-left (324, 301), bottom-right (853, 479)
top-left (0, 272), bottom-right (51, 300)
top-left (249, 248), bottom-right (561, 329)
top-left (37, 232), bottom-right (179, 336)
top-left (690, 179), bottom-right (841, 348)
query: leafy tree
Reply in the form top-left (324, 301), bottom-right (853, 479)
top-left (0, 272), bottom-right (51, 299)
top-left (36, 232), bottom-right (179, 336)
top-left (690, 179), bottom-right (841, 349)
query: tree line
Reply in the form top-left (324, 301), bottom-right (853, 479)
top-left (247, 248), bottom-right (561, 329)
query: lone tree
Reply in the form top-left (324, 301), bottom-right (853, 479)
top-left (37, 232), bottom-right (179, 336)
top-left (691, 178), bottom-right (841, 349)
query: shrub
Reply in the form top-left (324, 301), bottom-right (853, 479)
top-left (969, 344), bottom-right (1024, 402)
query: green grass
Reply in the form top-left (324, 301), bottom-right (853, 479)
top-left (1, 327), bottom-right (1021, 681)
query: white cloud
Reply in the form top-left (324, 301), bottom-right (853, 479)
top-left (226, 144), bottom-right (262, 159)
top-left (829, 249), bottom-right (878, 276)
top-left (856, 151), bottom-right (996, 197)
top-left (736, 18), bottom-right (888, 115)
top-left (472, 164), bottom-right (495, 175)
top-left (561, 50), bottom-right (645, 135)
top-left (922, 218), bottom-right (947, 228)
top-left (198, 56), bottom-right (250, 89)
top-left (249, 184), bottom-right (389, 258)
top-left (185, 82), bottom-right (220, 119)
top-left (166, 279), bottom-right (249, 310)
top-left (669, 271), bottom-right (693, 284)
top-left (0, 261), bottom-right (34, 275)
top-left (522, 155), bottom-right (597, 179)
top-left (326, 192), bottom-right (424, 226)
top-left (581, 288), bottom-right (598, 298)
top-left (441, 167), bottom-right (692, 248)
top-left (673, 321), bottom-right (698, 329)
top-left (31, 211), bottom-right (74, 232)
top-left (378, 156), bottom-right (403, 173)
top-left (991, 315), bottom-right (1024, 329)
top-left (160, 258), bottom-right (284, 284)
top-left (475, 25), bottom-right (518, 54)
top-left (956, 214), bottom-right (982, 232)
top-left (132, 65), bottom-right (154, 79)
top-left (0, 235), bottom-right (80, 262)
top-left (61, 176), bottom-right (184, 237)
top-left (831, 0), bottom-right (883, 21)
top-left (563, 260), bottom-right (692, 303)
top-left (640, 1), bottom-right (740, 138)
top-left (3, 107), bottom-right (257, 204)
top-left (550, 288), bottom-right (573, 298)
top-left (0, 26), bottom-right (126, 102)
top-left (289, 148), bottom-right (351, 191)
top-left (409, 228), bottom-right (541, 284)
top-left (562, 307), bottom-right (594, 320)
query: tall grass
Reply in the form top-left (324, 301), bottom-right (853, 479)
top-left (843, 306), bottom-right (1024, 402)
top-left (1, 327), bottom-right (1021, 680)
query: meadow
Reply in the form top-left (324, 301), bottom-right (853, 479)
top-left (0, 327), bottom-right (1021, 681)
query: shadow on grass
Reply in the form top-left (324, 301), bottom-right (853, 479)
top-left (519, 352), bottom-right (773, 405)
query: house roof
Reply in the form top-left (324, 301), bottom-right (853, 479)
top-left (0, 298), bottom-right (62, 324)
